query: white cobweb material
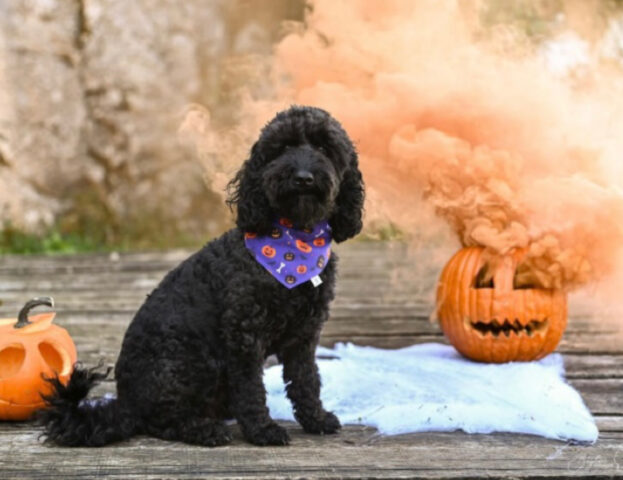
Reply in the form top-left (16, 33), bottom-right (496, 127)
top-left (264, 343), bottom-right (598, 443)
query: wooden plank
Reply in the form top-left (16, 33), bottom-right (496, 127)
top-left (570, 379), bottom-right (623, 414)
top-left (0, 299), bottom-right (619, 334)
top-left (0, 423), bottom-right (621, 479)
top-left (595, 415), bottom-right (623, 432)
top-left (564, 354), bottom-right (623, 379)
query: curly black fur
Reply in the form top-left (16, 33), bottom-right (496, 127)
top-left (40, 105), bottom-right (364, 447)
top-left (38, 366), bottom-right (138, 446)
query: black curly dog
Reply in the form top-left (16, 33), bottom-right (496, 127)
top-left (40, 106), bottom-right (364, 447)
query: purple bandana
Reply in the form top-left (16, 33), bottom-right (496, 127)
top-left (244, 218), bottom-right (332, 289)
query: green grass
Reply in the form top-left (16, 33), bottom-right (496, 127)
top-left (0, 220), bottom-right (207, 255)
top-left (0, 224), bottom-right (98, 255)
top-left (0, 185), bottom-right (224, 254)
top-left (0, 218), bottom-right (403, 255)
top-left (358, 222), bottom-right (405, 242)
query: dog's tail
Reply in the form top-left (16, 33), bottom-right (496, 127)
top-left (39, 365), bottom-right (140, 447)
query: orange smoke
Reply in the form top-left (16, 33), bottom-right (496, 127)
top-left (187, 0), bottom-right (623, 292)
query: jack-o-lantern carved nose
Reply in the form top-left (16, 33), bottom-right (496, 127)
top-left (474, 265), bottom-right (494, 289)
top-left (294, 170), bottom-right (314, 187)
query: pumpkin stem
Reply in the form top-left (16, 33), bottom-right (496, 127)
top-left (15, 297), bottom-right (55, 329)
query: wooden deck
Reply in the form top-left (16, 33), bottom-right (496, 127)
top-left (0, 242), bottom-right (622, 479)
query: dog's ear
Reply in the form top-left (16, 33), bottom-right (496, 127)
top-left (329, 152), bottom-right (365, 243)
top-left (227, 142), bottom-right (274, 235)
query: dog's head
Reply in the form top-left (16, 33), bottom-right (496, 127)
top-left (227, 106), bottom-right (364, 242)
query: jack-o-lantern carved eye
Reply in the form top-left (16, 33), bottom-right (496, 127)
top-left (0, 345), bottom-right (25, 379)
top-left (437, 247), bottom-right (567, 363)
top-left (474, 264), bottom-right (538, 290)
top-left (39, 342), bottom-right (65, 374)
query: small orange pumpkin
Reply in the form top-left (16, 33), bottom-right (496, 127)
top-left (296, 239), bottom-right (312, 253)
top-left (436, 247), bottom-right (567, 363)
top-left (261, 245), bottom-right (277, 258)
top-left (313, 238), bottom-right (326, 247)
top-left (296, 265), bottom-right (308, 274)
top-left (0, 298), bottom-right (77, 420)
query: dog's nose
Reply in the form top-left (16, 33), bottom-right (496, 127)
top-left (294, 170), bottom-right (314, 187)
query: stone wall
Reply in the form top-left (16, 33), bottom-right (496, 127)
top-left (0, 0), bottom-right (302, 243)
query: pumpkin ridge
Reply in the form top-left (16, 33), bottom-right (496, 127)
top-left (448, 248), bottom-right (472, 354)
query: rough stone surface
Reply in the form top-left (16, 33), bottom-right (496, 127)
top-left (0, 0), bottom-right (84, 228)
top-left (0, 0), bottom-right (300, 239)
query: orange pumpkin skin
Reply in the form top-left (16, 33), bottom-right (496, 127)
top-left (436, 247), bottom-right (567, 363)
top-left (0, 303), bottom-right (76, 420)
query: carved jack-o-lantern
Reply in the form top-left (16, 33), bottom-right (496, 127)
top-left (436, 247), bottom-right (567, 363)
top-left (0, 298), bottom-right (77, 420)
top-left (261, 245), bottom-right (276, 258)
top-left (296, 240), bottom-right (312, 254)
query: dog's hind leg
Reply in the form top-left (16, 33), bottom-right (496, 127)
top-left (145, 416), bottom-right (232, 446)
top-left (117, 338), bottom-right (232, 447)
top-left (141, 373), bottom-right (233, 446)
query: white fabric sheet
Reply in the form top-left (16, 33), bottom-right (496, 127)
top-left (264, 343), bottom-right (598, 443)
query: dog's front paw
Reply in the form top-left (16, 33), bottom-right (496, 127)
top-left (244, 422), bottom-right (290, 446)
top-left (300, 410), bottom-right (341, 435)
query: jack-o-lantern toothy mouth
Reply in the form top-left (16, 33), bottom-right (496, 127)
top-left (467, 318), bottom-right (549, 338)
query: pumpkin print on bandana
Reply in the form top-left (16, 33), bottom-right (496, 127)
top-left (245, 219), bottom-right (332, 289)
